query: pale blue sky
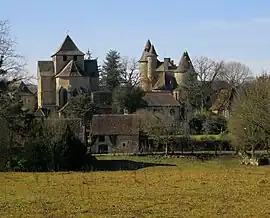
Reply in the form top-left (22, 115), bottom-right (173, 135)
top-left (2, 0), bottom-right (270, 77)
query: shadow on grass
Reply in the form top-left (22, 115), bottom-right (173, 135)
top-left (91, 159), bottom-right (176, 171)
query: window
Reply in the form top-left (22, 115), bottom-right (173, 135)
top-left (63, 55), bottom-right (67, 61)
top-left (99, 136), bottom-right (105, 142)
top-left (122, 143), bottom-right (126, 147)
top-left (59, 88), bottom-right (68, 107)
top-left (73, 56), bottom-right (77, 61)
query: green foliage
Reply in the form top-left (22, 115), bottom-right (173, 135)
top-left (63, 91), bottom-right (96, 121)
top-left (54, 126), bottom-right (87, 171)
top-left (189, 110), bottom-right (227, 135)
top-left (100, 50), bottom-right (124, 91)
top-left (112, 84), bottom-right (147, 113)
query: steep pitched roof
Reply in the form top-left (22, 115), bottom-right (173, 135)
top-left (55, 60), bottom-right (84, 77)
top-left (51, 35), bottom-right (85, 57)
top-left (139, 39), bottom-right (152, 62)
top-left (147, 44), bottom-right (158, 57)
top-left (156, 61), bottom-right (178, 71)
top-left (91, 114), bottom-right (140, 135)
top-left (9, 81), bottom-right (35, 94)
top-left (143, 92), bottom-right (180, 107)
top-left (176, 51), bottom-right (194, 73)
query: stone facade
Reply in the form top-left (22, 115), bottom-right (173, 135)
top-left (90, 114), bottom-right (140, 154)
top-left (37, 35), bottom-right (99, 113)
top-left (9, 81), bottom-right (37, 112)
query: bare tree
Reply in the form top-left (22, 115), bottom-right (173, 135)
top-left (193, 56), bottom-right (224, 83)
top-left (228, 73), bottom-right (270, 163)
top-left (0, 20), bottom-right (27, 80)
top-left (136, 108), bottom-right (176, 154)
top-left (217, 61), bottom-right (254, 88)
top-left (121, 56), bottom-right (139, 87)
top-left (188, 56), bottom-right (225, 109)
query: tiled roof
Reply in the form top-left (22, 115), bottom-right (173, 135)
top-left (143, 91), bottom-right (180, 107)
top-left (55, 60), bottom-right (84, 77)
top-left (51, 35), bottom-right (84, 56)
top-left (91, 114), bottom-right (140, 135)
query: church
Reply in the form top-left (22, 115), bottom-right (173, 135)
top-left (36, 35), bottom-right (99, 115)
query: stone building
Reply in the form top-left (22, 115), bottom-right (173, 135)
top-left (37, 35), bottom-right (99, 114)
top-left (138, 39), bottom-right (197, 93)
top-left (90, 114), bottom-right (140, 154)
top-left (9, 81), bottom-right (37, 112)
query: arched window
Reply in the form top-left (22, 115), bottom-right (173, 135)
top-left (59, 87), bottom-right (68, 107)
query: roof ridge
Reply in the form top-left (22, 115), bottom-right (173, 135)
top-left (51, 35), bottom-right (84, 57)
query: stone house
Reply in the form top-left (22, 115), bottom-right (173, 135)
top-left (143, 91), bottom-right (183, 122)
top-left (90, 114), bottom-right (140, 154)
top-left (37, 35), bottom-right (99, 115)
top-left (9, 81), bottom-right (37, 112)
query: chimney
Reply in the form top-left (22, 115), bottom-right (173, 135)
top-left (164, 58), bottom-right (170, 71)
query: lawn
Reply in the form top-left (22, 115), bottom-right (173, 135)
top-left (1, 156), bottom-right (270, 218)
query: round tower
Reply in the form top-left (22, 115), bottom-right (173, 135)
top-left (138, 40), bottom-right (151, 91)
top-left (174, 50), bottom-right (195, 87)
top-left (146, 44), bottom-right (158, 90)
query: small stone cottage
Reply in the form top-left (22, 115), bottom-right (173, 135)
top-left (90, 114), bottom-right (140, 154)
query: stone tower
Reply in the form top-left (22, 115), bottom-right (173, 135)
top-left (138, 40), bottom-right (151, 91)
top-left (51, 35), bottom-right (85, 75)
top-left (173, 51), bottom-right (196, 101)
top-left (174, 51), bottom-right (195, 87)
top-left (146, 44), bottom-right (158, 90)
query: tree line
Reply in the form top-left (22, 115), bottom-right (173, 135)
top-left (0, 20), bottom-right (269, 170)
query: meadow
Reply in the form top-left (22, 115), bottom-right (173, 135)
top-left (1, 155), bottom-right (270, 218)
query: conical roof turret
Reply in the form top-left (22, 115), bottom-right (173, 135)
top-left (176, 50), bottom-right (193, 72)
top-left (139, 39), bottom-right (152, 62)
top-left (146, 44), bottom-right (158, 57)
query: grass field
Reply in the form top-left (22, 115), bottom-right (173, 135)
top-left (1, 156), bottom-right (270, 218)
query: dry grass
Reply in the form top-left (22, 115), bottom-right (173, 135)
top-left (1, 156), bottom-right (270, 218)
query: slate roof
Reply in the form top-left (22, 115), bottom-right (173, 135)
top-left (176, 51), bottom-right (194, 73)
top-left (51, 35), bottom-right (84, 56)
top-left (143, 92), bottom-right (180, 107)
top-left (156, 61), bottom-right (178, 71)
top-left (9, 81), bottom-right (36, 94)
top-left (91, 114), bottom-right (140, 136)
top-left (147, 44), bottom-right (158, 57)
top-left (55, 60), bottom-right (84, 77)
top-left (139, 39), bottom-right (151, 62)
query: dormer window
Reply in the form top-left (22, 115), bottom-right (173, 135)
top-left (63, 55), bottom-right (67, 61)
top-left (73, 56), bottom-right (77, 61)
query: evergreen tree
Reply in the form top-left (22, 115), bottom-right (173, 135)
top-left (112, 84), bottom-right (147, 114)
top-left (100, 50), bottom-right (124, 91)
top-left (63, 91), bottom-right (96, 121)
